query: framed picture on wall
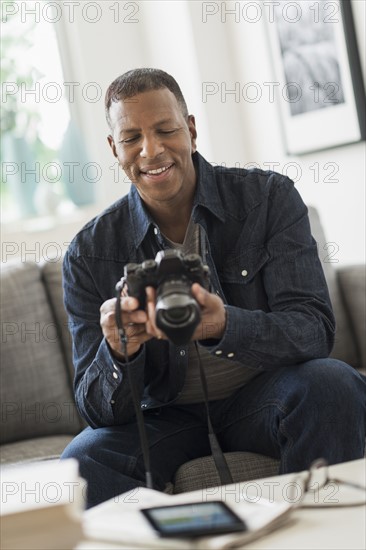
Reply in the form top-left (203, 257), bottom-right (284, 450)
top-left (266, 0), bottom-right (366, 155)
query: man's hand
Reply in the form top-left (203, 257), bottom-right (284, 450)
top-left (145, 283), bottom-right (226, 342)
top-left (190, 283), bottom-right (226, 340)
top-left (100, 295), bottom-right (152, 361)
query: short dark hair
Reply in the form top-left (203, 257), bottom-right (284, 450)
top-left (105, 68), bottom-right (189, 129)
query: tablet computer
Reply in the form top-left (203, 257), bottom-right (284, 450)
top-left (141, 500), bottom-right (247, 538)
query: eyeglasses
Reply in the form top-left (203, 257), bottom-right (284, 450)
top-left (292, 458), bottom-right (366, 508)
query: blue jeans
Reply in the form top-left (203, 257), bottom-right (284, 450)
top-left (61, 359), bottom-right (366, 508)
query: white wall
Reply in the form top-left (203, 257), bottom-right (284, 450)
top-left (3, 0), bottom-right (365, 265)
top-left (227, 0), bottom-right (366, 265)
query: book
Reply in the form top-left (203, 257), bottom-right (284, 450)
top-left (83, 486), bottom-right (295, 549)
top-left (1, 459), bottom-right (85, 550)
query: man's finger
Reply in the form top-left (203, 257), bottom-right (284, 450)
top-left (191, 283), bottom-right (208, 306)
top-left (122, 296), bottom-right (140, 311)
top-left (145, 287), bottom-right (165, 339)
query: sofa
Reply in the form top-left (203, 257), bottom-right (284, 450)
top-left (1, 207), bottom-right (365, 493)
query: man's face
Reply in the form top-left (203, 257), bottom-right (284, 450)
top-left (107, 88), bottom-right (197, 208)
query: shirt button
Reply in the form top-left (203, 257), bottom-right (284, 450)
top-left (227, 352), bottom-right (235, 358)
top-left (154, 227), bottom-right (159, 235)
top-left (180, 350), bottom-right (186, 357)
top-left (141, 404), bottom-right (147, 408)
top-left (113, 363), bottom-right (118, 371)
top-left (113, 372), bottom-right (118, 379)
top-left (215, 350), bottom-right (223, 356)
top-left (241, 270), bottom-right (248, 277)
top-left (110, 400), bottom-right (115, 404)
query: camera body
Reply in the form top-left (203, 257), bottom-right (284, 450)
top-left (121, 249), bottom-right (210, 345)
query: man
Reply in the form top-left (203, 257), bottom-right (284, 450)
top-left (62, 68), bottom-right (365, 508)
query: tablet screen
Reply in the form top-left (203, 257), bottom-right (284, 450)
top-left (141, 500), bottom-right (247, 538)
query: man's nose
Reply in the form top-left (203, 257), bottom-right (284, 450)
top-left (140, 135), bottom-right (164, 158)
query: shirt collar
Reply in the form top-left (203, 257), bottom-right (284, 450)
top-left (128, 151), bottom-right (225, 248)
top-left (128, 185), bottom-right (156, 248)
top-left (191, 151), bottom-right (225, 224)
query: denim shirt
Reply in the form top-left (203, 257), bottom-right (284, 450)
top-left (63, 152), bottom-right (335, 428)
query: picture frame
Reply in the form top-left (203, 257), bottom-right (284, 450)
top-left (266, 0), bottom-right (366, 155)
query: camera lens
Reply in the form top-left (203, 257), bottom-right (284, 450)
top-left (161, 305), bottom-right (195, 325)
top-left (155, 278), bottom-right (201, 345)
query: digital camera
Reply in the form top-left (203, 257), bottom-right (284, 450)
top-left (119, 249), bottom-right (210, 345)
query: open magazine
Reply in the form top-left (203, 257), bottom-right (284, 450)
top-left (83, 486), bottom-right (296, 549)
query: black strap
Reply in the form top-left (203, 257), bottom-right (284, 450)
top-left (194, 341), bottom-right (234, 486)
top-left (115, 281), bottom-right (153, 490)
top-left (114, 281), bottom-right (233, 490)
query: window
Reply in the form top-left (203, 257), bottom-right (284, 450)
top-left (1, 0), bottom-right (95, 224)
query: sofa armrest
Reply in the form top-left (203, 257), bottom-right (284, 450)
top-left (337, 265), bottom-right (366, 373)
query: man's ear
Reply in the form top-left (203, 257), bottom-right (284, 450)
top-left (188, 115), bottom-right (197, 153)
top-left (107, 135), bottom-right (118, 158)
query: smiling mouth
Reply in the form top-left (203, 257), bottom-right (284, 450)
top-left (141, 163), bottom-right (174, 175)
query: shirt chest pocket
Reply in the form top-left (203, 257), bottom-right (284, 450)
top-left (218, 246), bottom-right (270, 310)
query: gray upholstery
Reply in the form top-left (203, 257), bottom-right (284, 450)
top-left (0, 207), bottom-right (364, 493)
top-left (308, 207), bottom-right (359, 368)
top-left (41, 261), bottom-right (75, 385)
top-left (337, 265), bottom-right (366, 372)
top-left (173, 453), bottom-right (280, 494)
top-left (0, 435), bottom-right (75, 465)
top-left (0, 261), bottom-right (83, 449)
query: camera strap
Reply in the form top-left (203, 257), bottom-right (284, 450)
top-left (194, 341), bottom-right (234, 486)
top-left (114, 281), bottom-right (233, 491)
top-left (115, 281), bottom-right (153, 490)
top-left (196, 228), bottom-right (234, 485)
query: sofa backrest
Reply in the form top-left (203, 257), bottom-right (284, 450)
top-left (0, 261), bottom-right (83, 446)
top-left (307, 207), bottom-right (359, 369)
top-left (41, 260), bottom-right (74, 384)
top-left (337, 266), bottom-right (365, 371)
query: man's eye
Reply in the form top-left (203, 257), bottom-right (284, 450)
top-left (158, 129), bottom-right (176, 134)
top-left (120, 136), bottom-right (139, 144)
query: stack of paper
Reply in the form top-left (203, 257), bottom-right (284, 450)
top-left (1, 459), bottom-right (85, 550)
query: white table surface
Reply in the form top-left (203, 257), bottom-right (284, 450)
top-left (76, 458), bottom-right (366, 550)
top-left (238, 458), bottom-right (366, 550)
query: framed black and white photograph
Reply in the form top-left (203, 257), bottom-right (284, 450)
top-left (266, 0), bottom-right (366, 155)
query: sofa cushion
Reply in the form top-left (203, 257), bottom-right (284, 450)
top-left (0, 261), bottom-right (82, 445)
top-left (41, 260), bottom-right (74, 385)
top-left (337, 265), bottom-right (366, 371)
top-left (308, 207), bottom-right (359, 368)
top-left (0, 435), bottom-right (75, 465)
top-left (173, 452), bottom-right (280, 494)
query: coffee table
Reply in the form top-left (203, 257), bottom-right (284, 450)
top-left (76, 458), bottom-right (366, 550)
